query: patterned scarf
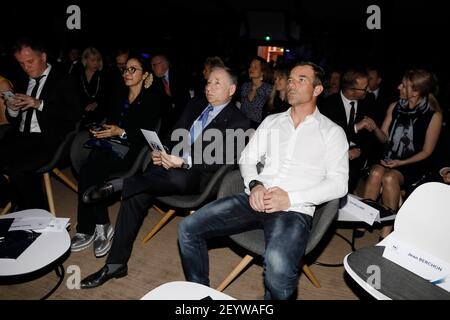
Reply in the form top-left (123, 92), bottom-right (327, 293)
top-left (384, 97), bottom-right (430, 160)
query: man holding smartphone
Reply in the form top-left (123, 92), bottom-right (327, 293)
top-left (0, 38), bottom-right (81, 211)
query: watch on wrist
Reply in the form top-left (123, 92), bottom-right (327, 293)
top-left (249, 180), bottom-right (263, 191)
top-left (120, 131), bottom-right (127, 139)
top-left (181, 161), bottom-right (189, 169)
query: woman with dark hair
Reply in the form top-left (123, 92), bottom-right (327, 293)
top-left (262, 65), bottom-right (290, 119)
top-left (239, 56), bottom-right (273, 127)
top-left (360, 69), bottom-right (443, 240)
top-left (71, 55), bottom-right (163, 258)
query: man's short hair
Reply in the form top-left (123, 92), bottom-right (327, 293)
top-left (12, 37), bottom-right (47, 55)
top-left (210, 66), bottom-right (238, 86)
top-left (293, 61), bottom-right (325, 87)
top-left (341, 69), bottom-right (368, 91)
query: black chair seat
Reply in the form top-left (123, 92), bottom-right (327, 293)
top-left (346, 246), bottom-right (450, 300)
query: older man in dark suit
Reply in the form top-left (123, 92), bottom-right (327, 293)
top-left (150, 54), bottom-right (191, 136)
top-left (0, 38), bottom-right (81, 210)
top-left (80, 66), bottom-right (251, 288)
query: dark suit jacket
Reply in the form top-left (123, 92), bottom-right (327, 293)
top-left (106, 86), bottom-right (163, 164)
top-left (6, 67), bottom-right (81, 142)
top-left (319, 92), bottom-right (374, 153)
top-left (153, 68), bottom-right (191, 136)
top-left (123, 97), bottom-right (251, 197)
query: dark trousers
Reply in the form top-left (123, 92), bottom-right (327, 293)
top-left (106, 164), bottom-right (203, 265)
top-left (0, 133), bottom-right (59, 210)
top-left (178, 193), bottom-right (313, 300)
top-left (76, 149), bottom-right (130, 235)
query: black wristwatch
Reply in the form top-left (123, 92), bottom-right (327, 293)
top-left (249, 180), bottom-right (263, 191)
top-left (181, 161), bottom-right (190, 169)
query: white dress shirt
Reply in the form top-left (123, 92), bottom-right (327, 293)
top-left (7, 64), bottom-right (52, 133)
top-left (239, 107), bottom-right (349, 217)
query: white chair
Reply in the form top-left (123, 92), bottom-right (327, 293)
top-left (344, 182), bottom-right (450, 300)
top-left (141, 281), bottom-right (235, 300)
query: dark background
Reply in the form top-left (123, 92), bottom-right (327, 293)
top-left (1, 0), bottom-right (449, 100)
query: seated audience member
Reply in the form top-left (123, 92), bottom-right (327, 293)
top-left (319, 69), bottom-right (375, 194)
top-left (0, 74), bottom-right (13, 136)
top-left (0, 38), bottom-right (81, 211)
top-left (191, 56), bottom-right (225, 99)
top-left (360, 69), bottom-right (442, 240)
top-left (239, 56), bottom-right (273, 128)
top-left (79, 66), bottom-right (251, 288)
top-left (323, 69), bottom-right (341, 97)
top-left (78, 47), bottom-right (108, 125)
top-left (150, 54), bottom-right (191, 137)
top-left (106, 48), bottom-right (129, 94)
top-left (178, 62), bottom-right (349, 300)
top-left (71, 55), bottom-right (163, 258)
top-left (262, 64), bottom-right (290, 119)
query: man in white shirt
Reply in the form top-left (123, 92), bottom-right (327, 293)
top-left (178, 62), bottom-right (348, 300)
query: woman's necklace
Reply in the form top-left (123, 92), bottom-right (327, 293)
top-left (81, 72), bottom-right (100, 99)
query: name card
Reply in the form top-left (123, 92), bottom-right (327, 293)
top-left (338, 194), bottom-right (379, 225)
top-left (382, 236), bottom-right (450, 292)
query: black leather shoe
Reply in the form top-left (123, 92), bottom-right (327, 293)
top-left (80, 264), bottom-right (127, 289)
top-left (83, 183), bottom-right (115, 204)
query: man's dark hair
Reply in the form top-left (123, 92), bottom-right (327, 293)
top-left (341, 69), bottom-right (368, 91)
top-left (293, 61), bottom-right (325, 87)
top-left (12, 37), bottom-right (47, 55)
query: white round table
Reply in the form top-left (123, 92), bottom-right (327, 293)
top-left (141, 281), bottom-right (235, 300)
top-left (0, 209), bottom-right (70, 299)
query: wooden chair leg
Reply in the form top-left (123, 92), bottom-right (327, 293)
top-left (141, 209), bottom-right (176, 245)
top-left (43, 172), bottom-right (56, 216)
top-left (152, 205), bottom-right (167, 216)
top-left (302, 264), bottom-right (321, 288)
top-left (1, 202), bottom-right (11, 215)
top-left (52, 168), bottom-right (78, 192)
top-left (216, 254), bottom-right (254, 292)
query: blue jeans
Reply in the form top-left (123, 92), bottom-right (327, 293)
top-left (178, 193), bottom-right (313, 300)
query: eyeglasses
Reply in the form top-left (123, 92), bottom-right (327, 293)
top-left (122, 66), bottom-right (143, 75)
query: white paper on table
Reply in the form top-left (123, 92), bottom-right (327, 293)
top-left (39, 218), bottom-right (70, 232)
top-left (9, 216), bottom-right (53, 231)
top-left (140, 129), bottom-right (166, 153)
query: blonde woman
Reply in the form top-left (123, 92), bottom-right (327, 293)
top-left (79, 47), bottom-right (107, 124)
top-left (360, 69), bottom-right (442, 240)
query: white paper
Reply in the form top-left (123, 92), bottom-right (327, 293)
top-left (337, 194), bottom-right (379, 225)
top-left (382, 235), bottom-right (450, 292)
top-left (9, 217), bottom-right (53, 231)
top-left (140, 129), bottom-right (166, 153)
top-left (39, 218), bottom-right (70, 233)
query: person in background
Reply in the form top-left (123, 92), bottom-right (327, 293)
top-left (239, 56), bottom-right (273, 128)
top-left (151, 54), bottom-right (190, 136)
top-left (360, 69), bottom-right (442, 240)
top-left (78, 47), bottom-right (108, 125)
top-left (262, 64), bottom-right (290, 119)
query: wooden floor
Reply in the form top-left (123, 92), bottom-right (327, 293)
top-left (0, 168), bottom-right (381, 300)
